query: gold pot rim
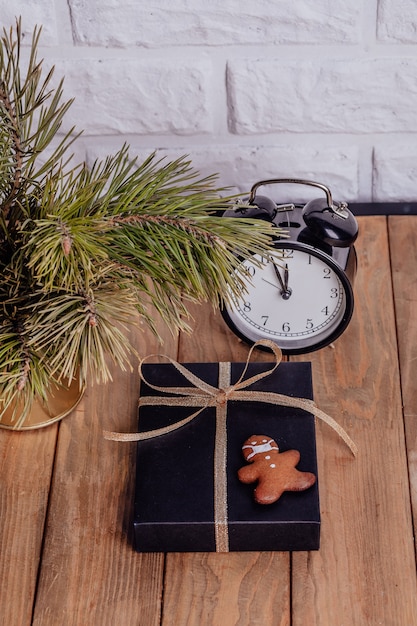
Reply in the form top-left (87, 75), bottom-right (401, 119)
top-left (0, 377), bottom-right (85, 431)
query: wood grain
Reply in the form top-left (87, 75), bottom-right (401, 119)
top-left (31, 319), bottom-right (178, 626)
top-left (291, 216), bottom-right (417, 625)
top-left (161, 301), bottom-right (291, 626)
top-left (388, 215), bottom-right (417, 546)
top-left (163, 552), bottom-right (290, 626)
top-left (0, 426), bottom-right (57, 626)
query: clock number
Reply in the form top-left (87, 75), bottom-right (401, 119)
top-left (261, 315), bottom-right (269, 327)
top-left (306, 318), bottom-right (313, 329)
top-left (323, 268), bottom-right (331, 279)
top-left (282, 249), bottom-right (294, 259)
top-left (321, 306), bottom-right (329, 316)
top-left (245, 265), bottom-right (256, 277)
top-left (330, 287), bottom-right (338, 298)
top-left (243, 301), bottom-right (251, 312)
top-left (282, 322), bottom-right (290, 332)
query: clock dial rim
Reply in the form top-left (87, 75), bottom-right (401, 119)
top-left (222, 241), bottom-right (355, 355)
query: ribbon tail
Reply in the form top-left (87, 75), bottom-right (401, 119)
top-left (308, 405), bottom-right (357, 457)
top-left (282, 397), bottom-right (357, 457)
top-left (230, 390), bottom-right (357, 457)
top-left (103, 406), bottom-right (207, 442)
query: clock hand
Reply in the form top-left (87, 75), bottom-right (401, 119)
top-left (272, 263), bottom-right (286, 292)
top-left (262, 277), bottom-right (282, 291)
top-left (272, 263), bottom-right (292, 300)
top-left (284, 263), bottom-right (289, 291)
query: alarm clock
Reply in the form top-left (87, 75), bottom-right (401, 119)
top-left (221, 178), bottom-right (358, 354)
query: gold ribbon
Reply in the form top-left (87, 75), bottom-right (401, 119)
top-left (104, 339), bottom-right (357, 552)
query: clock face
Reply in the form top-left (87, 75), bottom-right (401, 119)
top-left (223, 244), bottom-right (353, 354)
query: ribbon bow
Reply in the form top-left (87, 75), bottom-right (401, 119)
top-left (104, 339), bottom-right (356, 551)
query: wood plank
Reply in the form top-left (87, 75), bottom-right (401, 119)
top-left (162, 302), bottom-right (291, 626)
top-left (0, 426), bottom-right (57, 626)
top-left (32, 319), bottom-right (178, 626)
top-left (291, 216), bottom-right (417, 625)
top-left (388, 215), bottom-right (417, 543)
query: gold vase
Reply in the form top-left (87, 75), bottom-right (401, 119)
top-left (0, 378), bottom-right (85, 430)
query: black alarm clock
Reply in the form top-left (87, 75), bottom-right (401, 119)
top-left (221, 178), bottom-right (358, 354)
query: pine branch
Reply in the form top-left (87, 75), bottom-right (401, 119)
top-left (0, 82), bottom-right (23, 217)
top-left (0, 20), bottom-right (283, 423)
top-left (0, 19), bottom-right (76, 227)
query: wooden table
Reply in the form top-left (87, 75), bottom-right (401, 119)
top-left (2, 215), bottom-right (417, 625)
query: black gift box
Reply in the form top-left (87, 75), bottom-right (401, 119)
top-left (133, 360), bottom-right (320, 552)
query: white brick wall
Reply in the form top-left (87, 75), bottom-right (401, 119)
top-left (4, 0), bottom-right (417, 202)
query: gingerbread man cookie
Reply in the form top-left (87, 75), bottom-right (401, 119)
top-left (237, 435), bottom-right (316, 505)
